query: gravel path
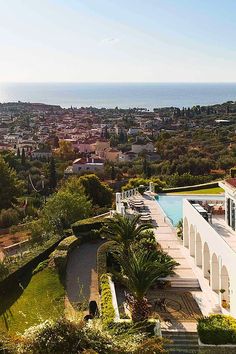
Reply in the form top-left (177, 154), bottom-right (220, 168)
top-left (66, 240), bottom-right (103, 312)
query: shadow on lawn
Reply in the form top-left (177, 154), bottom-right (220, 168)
top-left (0, 271), bottom-right (33, 331)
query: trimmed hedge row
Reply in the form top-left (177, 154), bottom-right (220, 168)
top-left (50, 235), bottom-right (80, 273)
top-left (97, 241), bottom-right (116, 285)
top-left (72, 216), bottom-right (106, 235)
top-left (57, 235), bottom-right (81, 252)
top-left (100, 274), bottom-right (115, 327)
top-left (198, 314), bottom-right (236, 345)
top-left (0, 236), bottom-right (63, 290)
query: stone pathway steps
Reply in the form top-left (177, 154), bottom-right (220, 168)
top-left (163, 331), bottom-right (199, 353)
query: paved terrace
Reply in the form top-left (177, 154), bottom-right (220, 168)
top-left (210, 214), bottom-right (236, 252)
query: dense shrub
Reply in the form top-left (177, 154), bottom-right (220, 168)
top-left (16, 318), bottom-right (127, 354)
top-left (72, 216), bottom-right (106, 237)
top-left (100, 274), bottom-right (115, 327)
top-left (50, 235), bottom-right (80, 272)
top-left (0, 235), bottom-right (62, 285)
top-left (0, 261), bottom-right (10, 281)
top-left (197, 314), bottom-right (236, 345)
top-left (97, 241), bottom-right (116, 283)
top-left (0, 208), bottom-right (20, 228)
top-left (123, 177), bottom-right (166, 192)
top-left (57, 235), bottom-right (80, 251)
top-left (133, 337), bottom-right (168, 354)
top-left (78, 174), bottom-right (113, 207)
top-left (32, 259), bottom-right (49, 275)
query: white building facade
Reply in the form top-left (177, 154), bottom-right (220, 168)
top-left (183, 179), bottom-right (236, 316)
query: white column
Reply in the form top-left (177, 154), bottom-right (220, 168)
top-left (211, 256), bottom-right (220, 292)
top-left (149, 181), bottom-right (154, 193)
top-left (116, 192), bottom-right (121, 213)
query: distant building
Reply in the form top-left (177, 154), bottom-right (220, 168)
top-left (31, 150), bottom-right (52, 160)
top-left (119, 151), bottom-right (137, 162)
top-left (127, 127), bottom-right (142, 136)
top-left (95, 139), bottom-right (110, 158)
top-left (65, 157), bottom-right (104, 175)
top-left (131, 140), bottom-right (154, 154)
top-left (77, 140), bottom-right (96, 153)
top-left (104, 148), bottom-right (120, 162)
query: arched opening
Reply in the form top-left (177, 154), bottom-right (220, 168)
top-left (203, 242), bottom-right (210, 281)
top-left (189, 225), bottom-right (195, 257)
top-left (221, 265), bottom-right (230, 309)
top-left (195, 232), bottom-right (202, 267)
top-left (211, 253), bottom-right (220, 292)
top-left (183, 217), bottom-right (189, 248)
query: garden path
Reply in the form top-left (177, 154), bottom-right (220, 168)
top-left (65, 240), bottom-right (103, 317)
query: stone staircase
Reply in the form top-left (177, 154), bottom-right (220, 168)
top-left (162, 331), bottom-right (199, 353)
top-left (167, 278), bottom-right (200, 289)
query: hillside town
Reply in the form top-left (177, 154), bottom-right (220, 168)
top-left (1, 101), bottom-right (236, 178)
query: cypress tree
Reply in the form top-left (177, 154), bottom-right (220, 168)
top-left (111, 165), bottom-right (116, 180)
top-left (21, 148), bottom-right (26, 165)
top-left (17, 147), bottom-right (20, 158)
top-left (49, 157), bottom-right (57, 190)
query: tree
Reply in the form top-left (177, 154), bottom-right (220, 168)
top-left (17, 147), bottom-right (21, 158)
top-left (115, 248), bottom-right (175, 322)
top-left (104, 214), bottom-right (152, 252)
top-left (21, 148), bottom-right (26, 166)
top-left (78, 174), bottom-right (113, 207)
top-left (53, 135), bottom-right (59, 148)
top-left (48, 157), bottom-right (57, 191)
top-left (0, 156), bottom-right (22, 210)
top-left (41, 189), bottom-right (91, 234)
top-left (57, 140), bottom-right (75, 160)
top-left (111, 165), bottom-right (116, 180)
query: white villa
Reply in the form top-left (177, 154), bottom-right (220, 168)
top-left (183, 178), bottom-right (236, 316)
top-left (116, 179), bottom-right (236, 320)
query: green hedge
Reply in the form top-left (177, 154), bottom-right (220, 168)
top-left (71, 216), bottom-right (106, 238)
top-left (57, 235), bottom-right (81, 252)
top-left (0, 235), bottom-right (63, 290)
top-left (97, 241), bottom-right (116, 284)
top-left (100, 274), bottom-right (115, 327)
top-left (50, 235), bottom-right (80, 273)
top-left (197, 314), bottom-right (236, 345)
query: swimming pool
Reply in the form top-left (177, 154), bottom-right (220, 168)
top-left (156, 194), bottom-right (225, 226)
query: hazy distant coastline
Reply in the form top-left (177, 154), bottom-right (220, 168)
top-left (0, 82), bottom-right (236, 109)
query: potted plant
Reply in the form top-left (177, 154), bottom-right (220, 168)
top-left (220, 289), bottom-right (228, 308)
top-left (138, 185), bottom-right (146, 195)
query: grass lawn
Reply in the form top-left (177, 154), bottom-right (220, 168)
top-left (168, 187), bottom-right (224, 195)
top-left (0, 267), bottom-right (65, 335)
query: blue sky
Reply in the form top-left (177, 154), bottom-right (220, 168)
top-left (0, 0), bottom-right (235, 82)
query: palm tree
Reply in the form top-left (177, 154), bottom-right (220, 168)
top-left (115, 248), bottom-right (177, 322)
top-left (103, 213), bottom-right (153, 251)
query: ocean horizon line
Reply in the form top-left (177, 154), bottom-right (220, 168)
top-left (1, 81), bottom-right (236, 85)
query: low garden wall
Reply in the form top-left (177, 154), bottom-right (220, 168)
top-left (0, 236), bottom-right (64, 290)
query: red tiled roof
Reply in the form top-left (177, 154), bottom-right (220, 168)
top-left (226, 178), bottom-right (236, 188)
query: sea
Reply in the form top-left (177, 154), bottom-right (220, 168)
top-left (0, 82), bottom-right (236, 110)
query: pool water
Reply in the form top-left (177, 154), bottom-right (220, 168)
top-left (157, 194), bottom-right (224, 226)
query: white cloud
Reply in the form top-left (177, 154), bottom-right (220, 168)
top-left (99, 37), bottom-right (120, 45)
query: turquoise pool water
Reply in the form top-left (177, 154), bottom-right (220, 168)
top-left (157, 194), bottom-right (224, 226)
